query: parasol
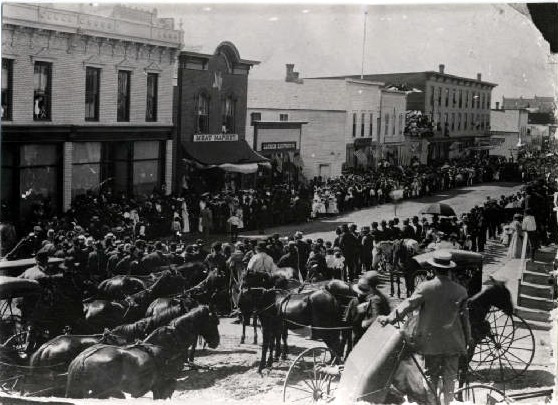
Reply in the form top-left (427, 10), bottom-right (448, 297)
top-left (420, 203), bottom-right (456, 217)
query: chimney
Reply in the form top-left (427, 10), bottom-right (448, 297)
top-left (495, 101), bottom-right (500, 110)
top-left (477, 73), bottom-right (482, 81)
top-left (285, 64), bottom-right (303, 84)
top-left (439, 64), bottom-right (445, 74)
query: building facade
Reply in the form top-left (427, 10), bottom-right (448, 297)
top-left (175, 42), bottom-right (266, 192)
top-left (313, 64), bottom-right (497, 163)
top-left (490, 108), bottom-right (529, 159)
top-left (247, 67), bottom-right (407, 180)
top-left (1, 3), bottom-right (182, 220)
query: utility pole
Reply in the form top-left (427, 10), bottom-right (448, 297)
top-left (360, 10), bottom-right (368, 80)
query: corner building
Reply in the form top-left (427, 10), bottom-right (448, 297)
top-left (1, 3), bottom-right (182, 221)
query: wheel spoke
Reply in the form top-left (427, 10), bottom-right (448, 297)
top-left (287, 385), bottom-right (314, 394)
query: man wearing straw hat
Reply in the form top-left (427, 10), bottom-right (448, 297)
top-left (378, 251), bottom-right (471, 405)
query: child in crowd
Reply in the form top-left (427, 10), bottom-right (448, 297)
top-left (227, 211), bottom-right (241, 243)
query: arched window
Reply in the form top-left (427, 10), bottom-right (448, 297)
top-left (196, 93), bottom-right (209, 134)
top-left (221, 96), bottom-right (236, 133)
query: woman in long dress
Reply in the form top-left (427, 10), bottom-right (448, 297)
top-left (507, 214), bottom-right (524, 259)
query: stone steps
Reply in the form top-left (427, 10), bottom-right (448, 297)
top-left (515, 246), bottom-right (557, 332)
top-left (525, 260), bottom-right (553, 274)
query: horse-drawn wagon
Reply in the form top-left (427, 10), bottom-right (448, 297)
top-left (281, 248), bottom-right (536, 404)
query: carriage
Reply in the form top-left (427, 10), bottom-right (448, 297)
top-left (281, 248), bottom-right (536, 404)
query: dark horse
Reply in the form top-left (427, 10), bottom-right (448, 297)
top-left (65, 305), bottom-right (220, 399)
top-left (254, 285), bottom-right (345, 373)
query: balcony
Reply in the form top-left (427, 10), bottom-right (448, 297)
top-left (2, 3), bottom-right (183, 48)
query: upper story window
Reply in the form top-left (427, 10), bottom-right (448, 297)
top-left (279, 113), bottom-right (289, 122)
top-left (399, 113), bottom-right (404, 135)
top-left (196, 93), bottom-right (209, 133)
top-left (2, 58), bottom-right (13, 121)
top-left (369, 113), bottom-right (373, 137)
top-left (250, 112), bottom-right (261, 126)
top-left (437, 87), bottom-right (442, 106)
top-left (457, 113), bottom-right (461, 130)
top-left (445, 88), bottom-right (449, 107)
top-left (361, 113), bottom-right (365, 137)
top-left (384, 113), bottom-right (389, 136)
top-left (464, 112), bottom-right (468, 129)
top-left (85, 67), bottom-right (101, 121)
top-left (458, 90), bottom-right (463, 108)
top-left (117, 70), bottom-right (131, 122)
top-left (451, 113), bottom-right (455, 131)
top-left (430, 86), bottom-right (435, 107)
top-left (146, 73), bottom-right (158, 122)
top-left (487, 94), bottom-right (491, 110)
top-left (392, 110), bottom-right (396, 135)
top-left (352, 113), bottom-right (357, 137)
top-left (481, 93), bottom-right (485, 110)
top-left (452, 89), bottom-right (456, 107)
top-left (221, 96), bottom-right (235, 133)
top-left (34, 61), bottom-right (52, 121)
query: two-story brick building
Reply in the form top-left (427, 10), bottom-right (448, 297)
top-left (313, 64), bottom-right (497, 163)
top-left (175, 43), bottom-right (267, 192)
top-left (1, 3), bottom-right (182, 220)
top-left (246, 65), bottom-right (407, 180)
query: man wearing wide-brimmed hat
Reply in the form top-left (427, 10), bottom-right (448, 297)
top-left (378, 251), bottom-right (471, 405)
top-left (347, 271), bottom-right (390, 344)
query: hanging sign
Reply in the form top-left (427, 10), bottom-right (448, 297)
top-left (261, 142), bottom-right (297, 151)
top-left (193, 134), bottom-right (238, 142)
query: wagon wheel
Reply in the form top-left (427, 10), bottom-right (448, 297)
top-left (1, 315), bottom-right (28, 355)
top-left (282, 346), bottom-right (341, 403)
top-left (454, 384), bottom-right (514, 404)
top-left (412, 270), bottom-right (429, 290)
top-left (469, 308), bottom-right (535, 383)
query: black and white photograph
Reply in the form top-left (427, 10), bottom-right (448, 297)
top-left (0, 1), bottom-right (557, 404)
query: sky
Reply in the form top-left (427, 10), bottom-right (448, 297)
top-left (149, 3), bottom-right (555, 104)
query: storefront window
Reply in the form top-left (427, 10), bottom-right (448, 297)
top-left (133, 141), bottom-right (161, 195)
top-left (72, 142), bottom-right (101, 197)
top-left (19, 144), bottom-right (59, 217)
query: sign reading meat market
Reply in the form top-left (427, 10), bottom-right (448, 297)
top-left (193, 134), bottom-right (239, 142)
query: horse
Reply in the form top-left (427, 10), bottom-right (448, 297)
top-left (111, 302), bottom-right (198, 343)
top-left (65, 305), bottom-right (219, 399)
top-left (254, 286), bottom-right (345, 373)
top-left (237, 270), bottom-right (298, 345)
top-left (373, 239), bottom-right (419, 298)
top-left (96, 275), bottom-right (146, 300)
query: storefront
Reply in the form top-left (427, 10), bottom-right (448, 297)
top-left (1, 126), bottom-right (172, 222)
top-left (180, 134), bottom-right (269, 193)
top-left (252, 121), bottom-right (305, 185)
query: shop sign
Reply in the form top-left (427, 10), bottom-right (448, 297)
top-left (193, 134), bottom-right (239, 142)
top-left (261, 142), bottom-right (297, 151)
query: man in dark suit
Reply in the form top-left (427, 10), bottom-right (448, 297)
top-left (339, 224), bottom-right (360, 281)
top-left (141, 241), bottom-right (170, 271)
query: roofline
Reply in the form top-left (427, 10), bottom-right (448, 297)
top-left (253, 121), bottom-right (309, 124)
top-left (307, 70), bottom-right (498, 88)
top-left (179, 50), bottom-right (260, 66)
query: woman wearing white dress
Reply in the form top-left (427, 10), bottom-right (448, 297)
top-left (507, 214), bottom-right (525, 259)
top-left (181, 199), bottom-right (190, 233)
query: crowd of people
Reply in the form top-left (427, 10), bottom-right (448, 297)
top-left (0, 155), bottom-right (518, 249)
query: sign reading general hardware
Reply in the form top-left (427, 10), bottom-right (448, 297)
top-left (193, 134), bottom-right (239, 142)
top-left (261, 142), bottom-right (297, 151)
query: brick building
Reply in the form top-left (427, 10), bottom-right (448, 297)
top-left (175, 43), bottom-right (266, 192)
top-left (247, 65), bottom-right (407, 180)
top-left (313, 64), bottom-right (497, 163)
top-left (1, 3), bottom-right (182, 221)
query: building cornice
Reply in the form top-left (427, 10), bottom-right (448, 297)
top-left (2, 3), bottom-right (183, 49)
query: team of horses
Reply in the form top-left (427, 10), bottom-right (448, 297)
top-left (0, 239), bottom-right (516, 402)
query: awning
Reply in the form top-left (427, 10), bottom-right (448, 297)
top-left (182, 139), bottom-right (269, 173)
